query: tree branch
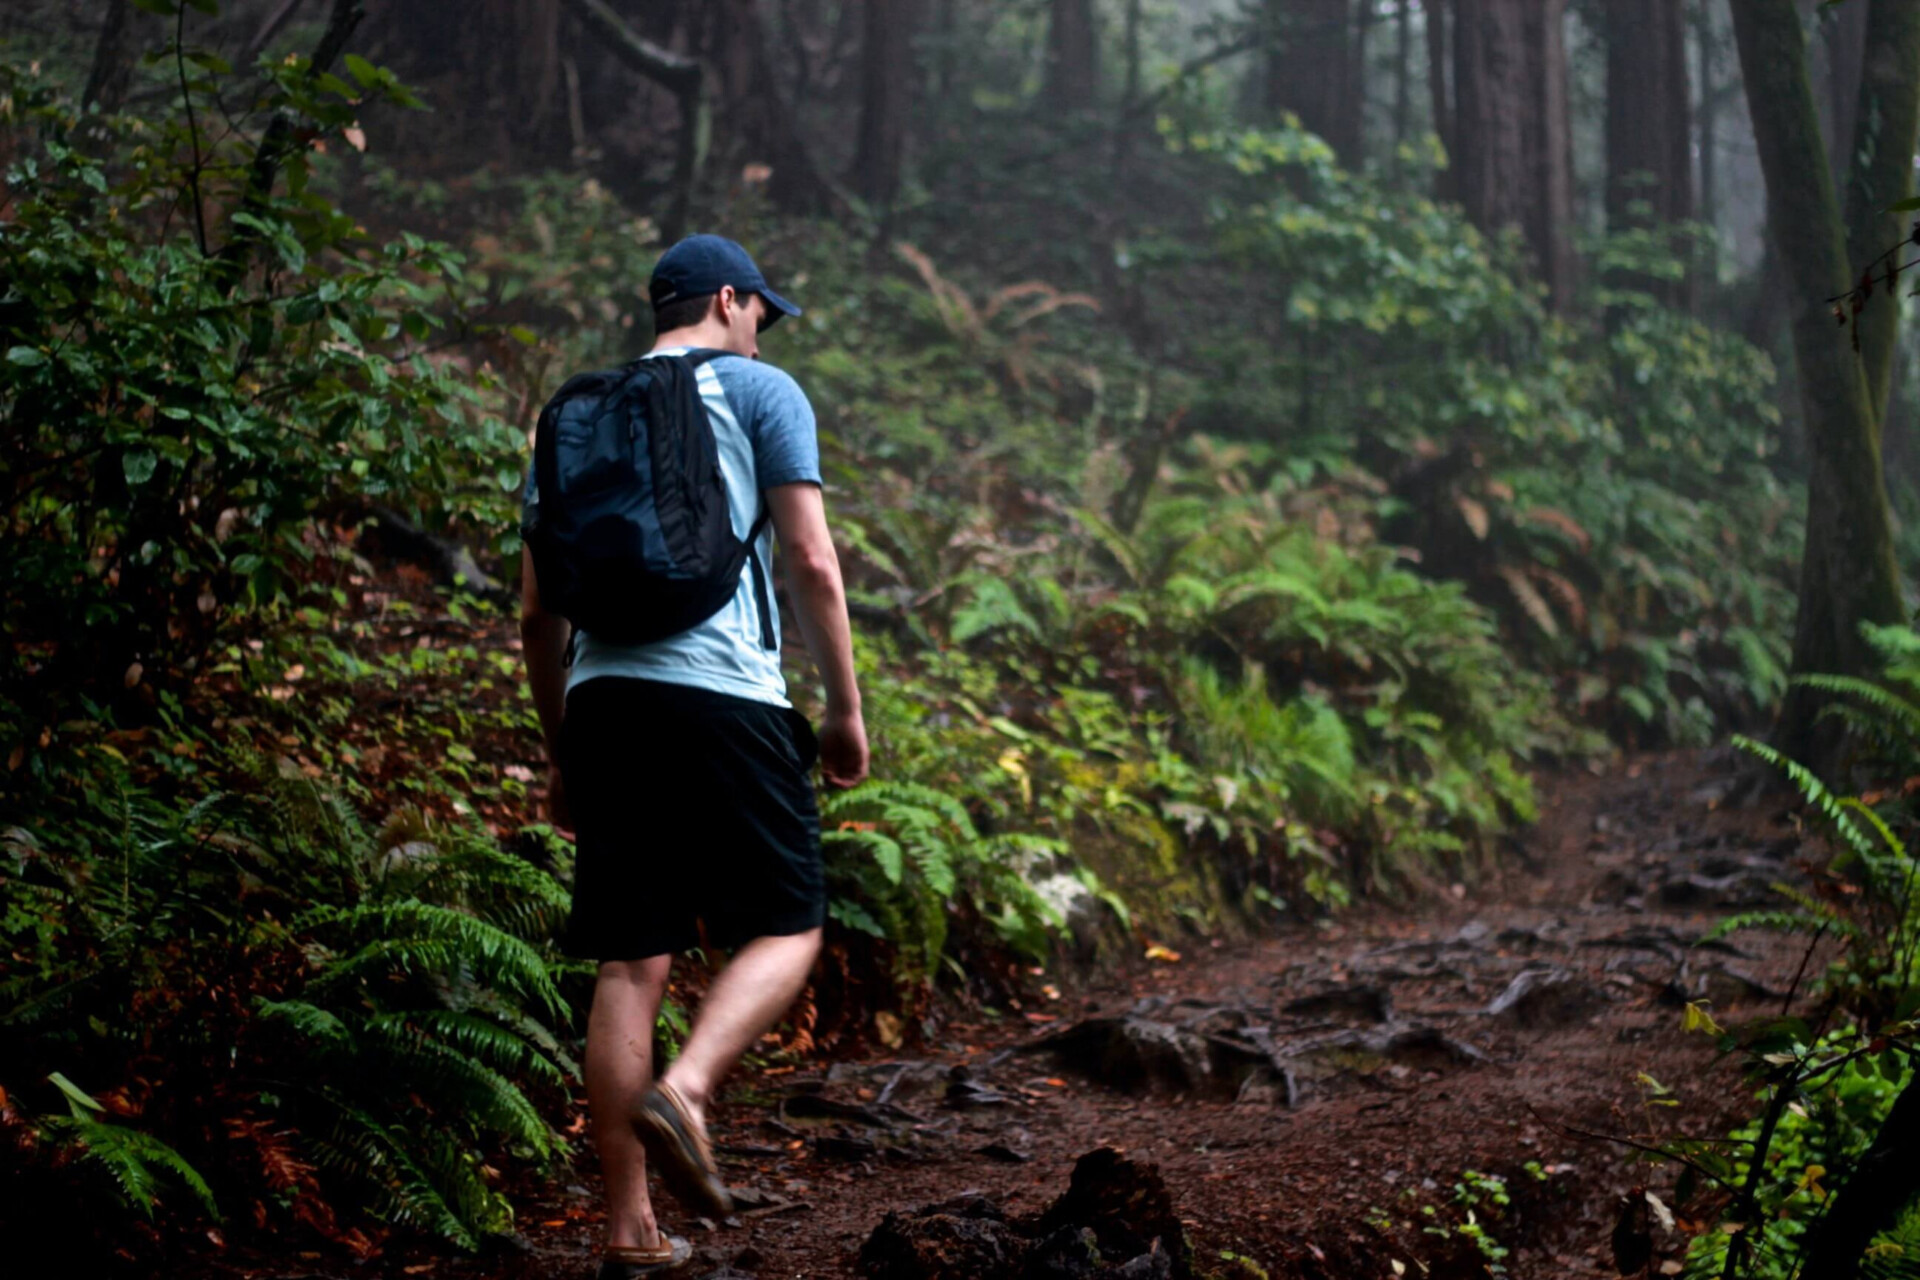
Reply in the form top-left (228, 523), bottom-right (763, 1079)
top-left (559, 0), bottom-right (702, 96)
top-left (210, 0), bottom-right (364, 294)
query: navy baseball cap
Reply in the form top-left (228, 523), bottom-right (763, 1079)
top-left (649, 234), bottom-right (801, 331)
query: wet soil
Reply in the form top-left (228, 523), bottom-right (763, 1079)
top-left (201, 748), bottom-right (1827, 1280)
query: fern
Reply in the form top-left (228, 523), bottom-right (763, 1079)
top-left (302, 1089), bottom-right (484, 1250)
top-left (1702, 910), bottom-right (1862, 945)
top-left (39, 1075), bottom-right (219, 1222)
top-left (354, 1019), bottom-right (553, 1155)
top-left (303, 901), bottom-right (565, 1019)
top-left (1732, 736), bottom-right (1874, 862)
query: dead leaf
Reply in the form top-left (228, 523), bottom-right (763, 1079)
top-left (1144, 943), bottom-right (1182, 963)
top-left (1497, 565), bottom-right (1559, 638)
top-left (343, 125), bottom-right (367, 152)
top-left (1457, 495), bottom-right (1490, 540)
top-left (873, 1010), bottom-right (904, 1049)
top-left (123, 661), bottom-right (144, 689)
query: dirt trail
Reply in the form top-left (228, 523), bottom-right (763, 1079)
top-left (219, 750), bottom-right (1818, 1279)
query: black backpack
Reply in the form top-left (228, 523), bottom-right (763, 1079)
top-left (525, 349), bottom-right (775, 648)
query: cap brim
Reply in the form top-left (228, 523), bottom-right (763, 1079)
top-left (756, 288), bottom-right (802, 330)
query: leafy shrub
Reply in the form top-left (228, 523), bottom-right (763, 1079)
top-left (0, 38), bottom-right (520, 742)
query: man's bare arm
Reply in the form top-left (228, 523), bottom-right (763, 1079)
top-left (519, 547), bottom-right (573, 821)
top-left (766, 483), bottom-right (868, 788)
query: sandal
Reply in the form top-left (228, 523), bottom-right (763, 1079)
top-left (632, 1080), bottom-right (735, 1218)
top-left (594, 1234), bottom-right (693, 1278)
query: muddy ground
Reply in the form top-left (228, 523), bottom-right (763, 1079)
top-left (198, 749), bottom-right (1824, 1280)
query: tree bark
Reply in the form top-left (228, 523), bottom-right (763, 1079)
top-left (709, 0), bottom-right (841, 216)
top-left (82, 0), bottom-right (139, 115)
top-left (1044, 0), bottom-right (1099, 111)
top-left (1605, 0), bottom-right (1694, 309)
top-left (1695, 0), bottom-right (1719, 292)
top-left (1796, 1070), bottom-right (1920, 1280)
top-left (1454, 0), bottom-right (1572, 307)
top-left (1521, 0), bottom-right (1575, 309)
top-left (1454, 0), bottom-right (1527, 239)
top-left (1732, 0), bottom-right (1906, 761)
top-left (849, 0), bottom-right (918, 213)
top-left (1824, 0), bottom-right (1871, 190)
top-left (1426, 0), bottom-right (1453, 195)
top-left (1394, 0), bottom-right (1412, 152)
top-left (1841, 0), bottom-right (1920, 430)
top-left (1265, 0), bottom-right (1360, 159)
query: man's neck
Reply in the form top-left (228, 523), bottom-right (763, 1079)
top-left (652, 324), bottom-right (739, 355)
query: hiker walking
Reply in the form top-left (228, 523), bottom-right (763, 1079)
top-left (519, 234), bottom-right (868, 1278)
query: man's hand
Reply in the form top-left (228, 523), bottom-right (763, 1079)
top-left (545, 763), bottom-right (573, 830)
top-left (818, 708), bottom-right (869, 790)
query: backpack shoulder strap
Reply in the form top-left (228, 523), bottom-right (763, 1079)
top-left (744, 502), bottom-right (776, 651)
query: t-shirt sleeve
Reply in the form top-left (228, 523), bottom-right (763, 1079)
top-left (733, 362), bottom-right (822, 490)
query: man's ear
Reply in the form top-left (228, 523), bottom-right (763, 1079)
top-left (715, 285), bottom-right (738, 322)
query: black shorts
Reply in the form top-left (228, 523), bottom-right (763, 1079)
top-left (557, 677), bottom-right (824, 961)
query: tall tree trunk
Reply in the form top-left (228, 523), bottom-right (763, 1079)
top-left (1044, 0), bottom-right (1099, 111)
top-left (1426, 0), bottom-right (1453, 195)
top-left (1797, 1072), bottom-right (1920, 1280)
top-left (1732, 0), bottom-right (1906, 762)
top-left (373, 0), bottom-right (563, 156)
top-left (1453, 0), bottom-right (1525, 237)
top-left (1351, 0), bottom-right (1376, 165)
top-left (82, 0), bottom-right (139, 115)
top-left (709, 0), bottom-right (840, 215)
top-left (1454, 0), bottom-right (1572, 308)
top-left (1394, 0), bottom-right (1412, 152)
top-left (1841, 0), bottom-right (1920, 431)
top-left (1824, 0), bottom-right (1871, 190)
top-left (849, 0), bottom-right (917, 213)
top-left (1605, 0), bottom-right (1694, 309)
top-left (1265, 0), bottom-right (1360, 159)
top-left (1521, 0), bottom-right (1575, 309)
top-left (1695, 0), bottom-right (1719, 295)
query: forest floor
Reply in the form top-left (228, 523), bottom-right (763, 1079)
top-left (189, 739), bottom-right (1825, 1280)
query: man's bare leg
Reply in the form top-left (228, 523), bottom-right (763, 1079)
top-left (585, 955), bottom-right (674, 1250)
top-left (659, 928), bottom-right (822, 1129)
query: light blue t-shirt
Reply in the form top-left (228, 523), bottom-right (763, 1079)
top-left (523, 349), bottom-right (822, 707)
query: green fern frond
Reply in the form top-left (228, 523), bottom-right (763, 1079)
top-left (255, 998), bottom-right (356, 1049)
top-left (1701, 910), bottom-right (1861, 944)
top-left (823, 828), bottom-right (907, 885)
top-left (304, 901), bottom-right (564, 1018)
top-left (1794, 673), bottom-right (1920, 739)
top-left (301, 1091), bottom-right (479, 1250)
top-left (41, 1113), bottom-right (219, 1221)
top-left (355, 1019), bottom-right (554, 1155)
top-left (1731, 735), bottom-right (1874, 862)
top-left (409, 840), bottom-right (572, 939)
top-left (364, 1010), bottom-right (567, 1091)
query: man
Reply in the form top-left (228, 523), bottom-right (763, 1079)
top-left (520, 234), bottom-right (868, 1278)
